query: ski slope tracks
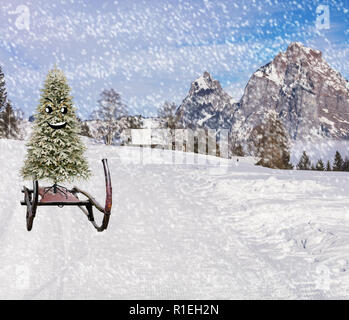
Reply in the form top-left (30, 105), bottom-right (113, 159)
top-left (1, 138), bottom-right (349, 299)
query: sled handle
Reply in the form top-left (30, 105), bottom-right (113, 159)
top-left (102, 158), bottom-right (112, 215)
top-left (72, 159), bottom-right (112, 231)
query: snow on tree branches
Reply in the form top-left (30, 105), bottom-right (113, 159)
top-left (91, 89), bottom-right (143, 145)
top-left (157, 101), bottom-right (179, 130)
top-left (296, 151), bottom-right (312, 170)
top-left (0, 65), bottom-right (7, 109)
top-left (248, 110), bottom-right (293, 169)
top-left (0, 102), bottom-right (22, 139)
top-left (0, 65), bottom-right (23, 139)
top-left (93, 89), bottom-right (129, 145)
top-left (315, 159), bottom-right (325, 171)
top-left (21, 66), bottom-right (91, 183)
top-left (333, 151), bottom-right (344, 171)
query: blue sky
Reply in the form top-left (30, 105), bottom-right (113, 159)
top-left (0, 0), bottom-right (348, 119)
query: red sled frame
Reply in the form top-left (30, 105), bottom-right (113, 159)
top-left (20, 159), bottom-right (112, 232)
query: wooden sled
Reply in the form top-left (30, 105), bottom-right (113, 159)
top-left (20, 159), bottom-right (112, 232)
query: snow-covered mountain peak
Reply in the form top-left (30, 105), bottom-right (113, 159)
top-left (175, 42), bottom-right (349, 142)
top-left (190, 71), bottom-right (222, 94)
top-left (177, 71), bottom-right (236, 128)
top-left (254, 42), bottom-right (325, 86)
top-left (286, 42), bottom-right (322, 60)
top-left (239, 41), bottom-right (349, 140)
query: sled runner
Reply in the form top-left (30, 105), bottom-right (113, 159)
top-left (21, 159), bottom-right (112, 232)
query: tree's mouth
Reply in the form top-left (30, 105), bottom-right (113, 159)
top-left (47, 121), bottom-right (67, 130)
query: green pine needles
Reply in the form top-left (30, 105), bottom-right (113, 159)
top-left (21, 66), bottom-right (91, 183)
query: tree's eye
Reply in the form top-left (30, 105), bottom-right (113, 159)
top-left (45, 106), bottom-right (53, 113)
top-left (60, 107), bottom-right (68, 114)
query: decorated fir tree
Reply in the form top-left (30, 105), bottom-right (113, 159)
top-left (21, 66), bottom-right (91, 184)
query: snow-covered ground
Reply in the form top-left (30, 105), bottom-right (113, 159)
top-left (1, 138), bottom-right (349, 299)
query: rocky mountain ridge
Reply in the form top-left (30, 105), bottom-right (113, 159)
top-left (176, 42), bottom-right (349, 142)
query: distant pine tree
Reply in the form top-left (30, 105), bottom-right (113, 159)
top-left (0, 66), bottom-right (23, 139)
top-left (0, 101), bottom-right (22, 139)
top-left (157, 101), bottom-right (180, 151)
top-left (315, 159), bottom-right (325, 171)
top-left (282, 152), bottom-right (294, 170)
top-left (248, 110), bottom-right (293, 169)
top-left (231, 144), bottom-right (245, 157)
top-left (296, 151), bottom-right (312, 170)
top-left (342, 157), bottom-right (349, 172)
top-left (0, 65), bottom-right (7, 111)
top-left (326, 160), bottom-right (331, 171)
top-left (77, 117), bottom-right (92, 138)
top-left (229, 120), bottom-right (245, 158)
top-left (333, 151), bottom-right (344, 171)
top-left (125, 115), bottom-right (143, 130)
top-left (119, 115), bottom-right (144, 146)
top-left (81, 122), bottom-right (92, 137)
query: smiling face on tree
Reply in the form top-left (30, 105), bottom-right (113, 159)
top-left (36, 66), bottom-right (77, 135)
top-left (43, 96), bottom-right (69, 130)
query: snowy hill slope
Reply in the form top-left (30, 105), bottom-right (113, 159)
top-left (1, 139), bottom-right (349, 299)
